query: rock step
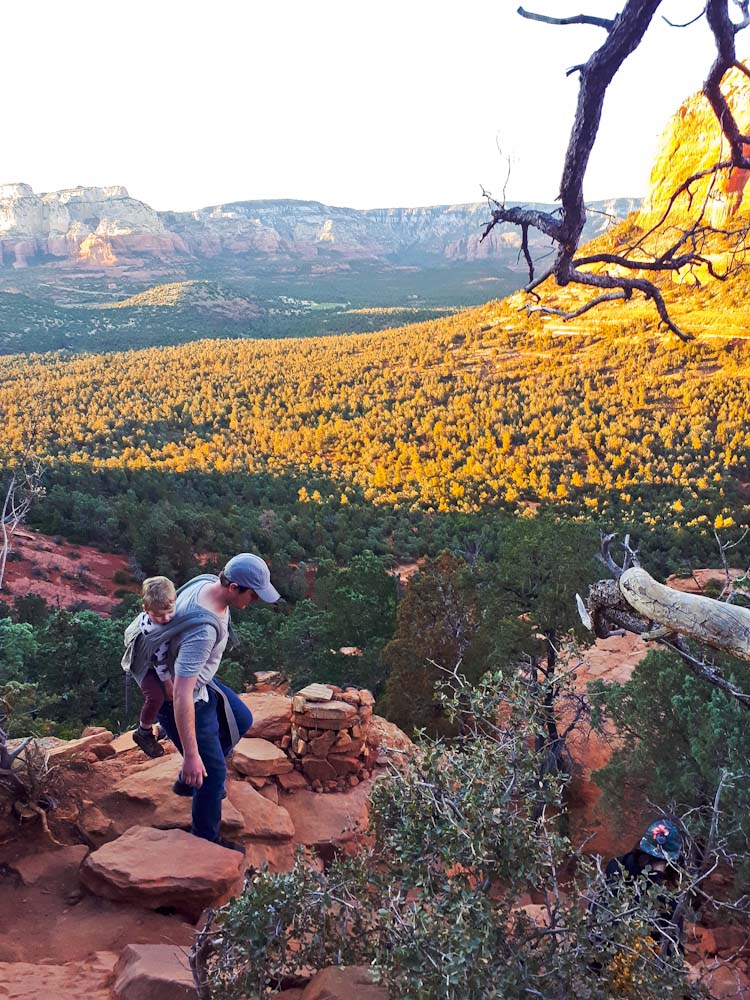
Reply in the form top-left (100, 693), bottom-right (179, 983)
top-left (79, 826), bottom-right (244, 921)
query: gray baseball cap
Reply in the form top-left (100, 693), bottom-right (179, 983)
top-left (223, 553), bottom-right (281, 603)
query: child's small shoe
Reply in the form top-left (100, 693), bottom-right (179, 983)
top-left (133, 727), bottom-right (165, 758)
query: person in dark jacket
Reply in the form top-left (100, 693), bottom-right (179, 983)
top-left (604, 819), bottom-right (685, 956)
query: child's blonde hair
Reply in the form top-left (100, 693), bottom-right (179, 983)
top-left (142, 576), bottom-right (176, 611)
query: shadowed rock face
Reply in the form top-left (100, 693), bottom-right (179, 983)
top-left (0, 183), bottom-right (638, 269)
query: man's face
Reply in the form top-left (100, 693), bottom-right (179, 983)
top-left (148, 602), bottom-right (176, 625)
top-left (228, 585), bottom-right (259, 610)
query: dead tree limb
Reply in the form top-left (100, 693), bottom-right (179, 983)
top-left (482, 1), bottom-right (750, 340)
top-left (0, 453), bottom-right (44, 590)
top-left (583, 566), bottom-right (750, 708)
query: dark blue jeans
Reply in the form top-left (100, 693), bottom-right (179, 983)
top-left (157, 680), bottom-right (253, 843)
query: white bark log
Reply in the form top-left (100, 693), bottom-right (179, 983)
top-left (619, 567), bottom-right (750, 661)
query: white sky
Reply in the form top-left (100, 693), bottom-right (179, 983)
top-left (1, 0), bottom-right (725, 212)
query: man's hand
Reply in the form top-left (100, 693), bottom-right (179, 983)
top-left (173, 674), bottom-right (203, 787)
top-left (182, 750), bottom-right (207, 788)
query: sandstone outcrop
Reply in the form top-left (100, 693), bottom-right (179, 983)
top-left (640, 60), bottom-right (750, 230)
top-left (112, 943), bottom-right (196, 1000)
top-left (79, 826), bottom-right (244, 920)
top-left (0, 185), bottom-right (187, 269)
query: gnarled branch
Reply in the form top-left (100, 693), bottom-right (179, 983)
top-left (483, 1), bottom-right (750, 340)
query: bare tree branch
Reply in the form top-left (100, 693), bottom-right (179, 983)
top-left (483, 2), bottom-right (750, 340)
top-left (517, 6), bottom-right (615, 30)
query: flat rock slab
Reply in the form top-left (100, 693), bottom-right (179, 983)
top-left (111, 754), bottom-right (243, 833)
top-left (297, 683), bottom-right (334, 702)
top-left (283, 781), bottom-right (372, 849)
top-left (239, 692), bottom-right (292, 739)
top-left (80, 826), bottom-right (244, 921)
top-left (0, 951), bottom-right (118, 1000)
top-left (46, 729), bottom-right (114, 762)
top-left (301, 966), bottom-right (387, 1000)
top-left (113, 943), bottom-right (196, 1000)
top-left (227, 780), bottom-right (294, 840)
top-left (10, 844), bottom-right (89, 886)
top-left (232, 737), bottom-right (293, 777)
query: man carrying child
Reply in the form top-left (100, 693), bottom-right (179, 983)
top-left (154, 553), bottom-right (281, 851)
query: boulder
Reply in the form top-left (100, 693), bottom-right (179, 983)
top-left (301, 966), bottom-right (387, 1000)
top-left (111, 755), bottom-right (243, 833)
top-left (366, 715), bottom-right (414, 756)
top-left (283, 781), bottom-right (372, 849)
top-left (713, 924), bottom-right (750, 958)
top-left (252, 670), bottom-right (290, 694)
top-left (226, 780), bottom-right (294, 840)
top-left (79, 801), bottom-right (115, 841)
top-left (10, 844), bottom-right (89, 886)
top-left (258, 783), bottom-right (280, 804)
top-left (232, 738), bottom-right (293, 777)
top-left (309, 731), bottom-right (337, 757)
top-left (698, 962), bottom-right (750, 999)
top-left (328, 754), bottom-right (360, 776)
top-left (80, 826), bottom-right (244, 920)
top-left (0, 951), bottom-right (118, 1000)
top-left (239, 692), bottom-right (292, 739)
top-left (113, 943), bottom-right (196, 1000)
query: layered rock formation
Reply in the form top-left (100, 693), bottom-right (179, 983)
top-left (639, 59), bottom-right (750, 229)
top-left (0, 184), bottom-right (187, 268)
top-left (0, 182), bottom-right (638, 270)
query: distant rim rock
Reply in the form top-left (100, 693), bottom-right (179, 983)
top-left (0, 182), bottom-right (639, 271)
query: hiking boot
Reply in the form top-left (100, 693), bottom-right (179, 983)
top-left (214, 836), bottom-right (246, 855)
top-left (133, 727), bottom-right (165, 758)
top-left (155, 724), bottom-right (169, 741)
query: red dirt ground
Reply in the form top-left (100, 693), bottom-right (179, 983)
top-left (2, 529), bottom-right (139, 614)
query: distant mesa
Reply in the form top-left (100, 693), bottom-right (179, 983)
top-left (0, 181), bottom-right (639, 271)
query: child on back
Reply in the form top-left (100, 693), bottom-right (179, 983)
top-left (133, 576), bottom-right (176, 758)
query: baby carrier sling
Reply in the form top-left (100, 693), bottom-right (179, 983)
top-left (121, 574), bottom-right (241, 744)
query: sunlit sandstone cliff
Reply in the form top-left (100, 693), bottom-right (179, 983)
top-left (639, 59), bottom-right (750, 229)
top-left (0, 184), bottom-right (188, 268)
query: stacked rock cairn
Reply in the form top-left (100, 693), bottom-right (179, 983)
top-left (285, 683), bottom-right (376, 792)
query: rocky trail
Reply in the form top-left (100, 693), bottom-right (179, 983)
top-left (2, 589), bottom-right (749, 997)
